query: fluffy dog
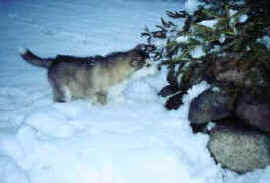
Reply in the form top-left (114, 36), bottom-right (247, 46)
top-left (20, 44), bottom-right (150, 104)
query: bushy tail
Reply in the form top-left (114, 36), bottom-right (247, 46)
top-left (19, 48), bottom-right (53, 68)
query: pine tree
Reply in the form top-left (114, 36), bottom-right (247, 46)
top-left (142, 0), bottom-right (270, 110)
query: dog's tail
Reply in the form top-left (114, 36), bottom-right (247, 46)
top-left (19, 48), bottom-right (53, 68)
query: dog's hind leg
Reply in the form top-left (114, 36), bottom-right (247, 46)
top-left (52, 85), bottom-right (71, 103)
top-left (49, 78), bottom-right (72, 103)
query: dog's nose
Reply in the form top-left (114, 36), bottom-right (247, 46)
top-left (146, 63), bottom-right (151, 67)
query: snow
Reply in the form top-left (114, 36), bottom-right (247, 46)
top-left (0, 0), bottom-right (270, 183)
top-left (176, 35), bottom-right (189, 43)
top-left (199, 20), bottom-right (218, 29)
top-left (229, 9), bottom-right (238, 17)
top-left (191, 46), bottom-right (205, 58)
top-left (239, 14), bottom-right (248, 23)
top-left (219, 34), bottom-right (226, 44)
top-left (257, 36), bottom-right (270, 49)
top-left (184, 0), bottom-right (203, 14)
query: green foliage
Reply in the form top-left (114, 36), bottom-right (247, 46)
top-left (142, 0), bottom-right (270, 110)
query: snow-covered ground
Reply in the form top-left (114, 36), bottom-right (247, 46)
top-left (0, 0), bottom-right (269, 183)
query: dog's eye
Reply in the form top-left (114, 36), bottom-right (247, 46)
top-left (134, 56), bottom-right (144, 61)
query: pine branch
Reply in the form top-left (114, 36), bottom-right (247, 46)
top-left (166, 10), bottom-right (190, 19)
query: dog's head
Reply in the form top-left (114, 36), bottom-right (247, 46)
top-left (129, 44), bottom-right (151, 70)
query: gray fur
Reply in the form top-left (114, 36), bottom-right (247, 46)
top-left (20, 45), bottom-right (149, 104)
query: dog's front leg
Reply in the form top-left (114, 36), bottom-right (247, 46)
top-left (96, 91), bottom-right (108, 105)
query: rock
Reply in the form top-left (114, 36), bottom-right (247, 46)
top-left (236, 92), bottom-right (270, 132)
top-left (206, 53), bottom-right (270, 90)
top-left (206, 53), bottom-right (246, 86)
top-left (188, 88), bottom-right (233, 124)
top-left (208, 125), bottom-right (270, 173)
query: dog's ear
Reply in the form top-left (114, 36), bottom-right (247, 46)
top-left (135, 44), bottom-right (147, 51)
top-left (135, 44), bottom-right (156, 53)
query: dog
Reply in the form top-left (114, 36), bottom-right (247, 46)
top-left (20, 44), bottom-right (150, 104)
